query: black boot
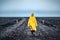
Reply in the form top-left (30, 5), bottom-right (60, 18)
top-left (31, 30), bottom-right (35, 36)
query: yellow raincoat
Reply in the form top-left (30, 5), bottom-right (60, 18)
top-left (28, 13), bottom-right (38, 31)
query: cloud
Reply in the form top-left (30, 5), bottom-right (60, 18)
top-left (0, 0), bottom-right (60, 17)
top-left (1, 0), bottom-right (59, 11)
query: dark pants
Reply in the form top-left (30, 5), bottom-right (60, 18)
top-left (31, 30), bottom-right (35, 34)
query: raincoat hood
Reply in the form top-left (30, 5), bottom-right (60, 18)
top-left (30, 13), bottom-right (35, 18)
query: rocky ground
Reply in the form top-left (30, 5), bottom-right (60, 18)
top-left (0, 18), bottom-right (60, 40)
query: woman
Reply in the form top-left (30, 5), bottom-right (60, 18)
top-left (28, 13), bottom-right (38, 35)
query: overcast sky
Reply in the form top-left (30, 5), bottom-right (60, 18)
top-left (0, 0), bottom-right (60, 17)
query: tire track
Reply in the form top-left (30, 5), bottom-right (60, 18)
top-left (0, 18), bottom-right (26, 38)
top-left (37, 19), bottom-right (58, 40)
